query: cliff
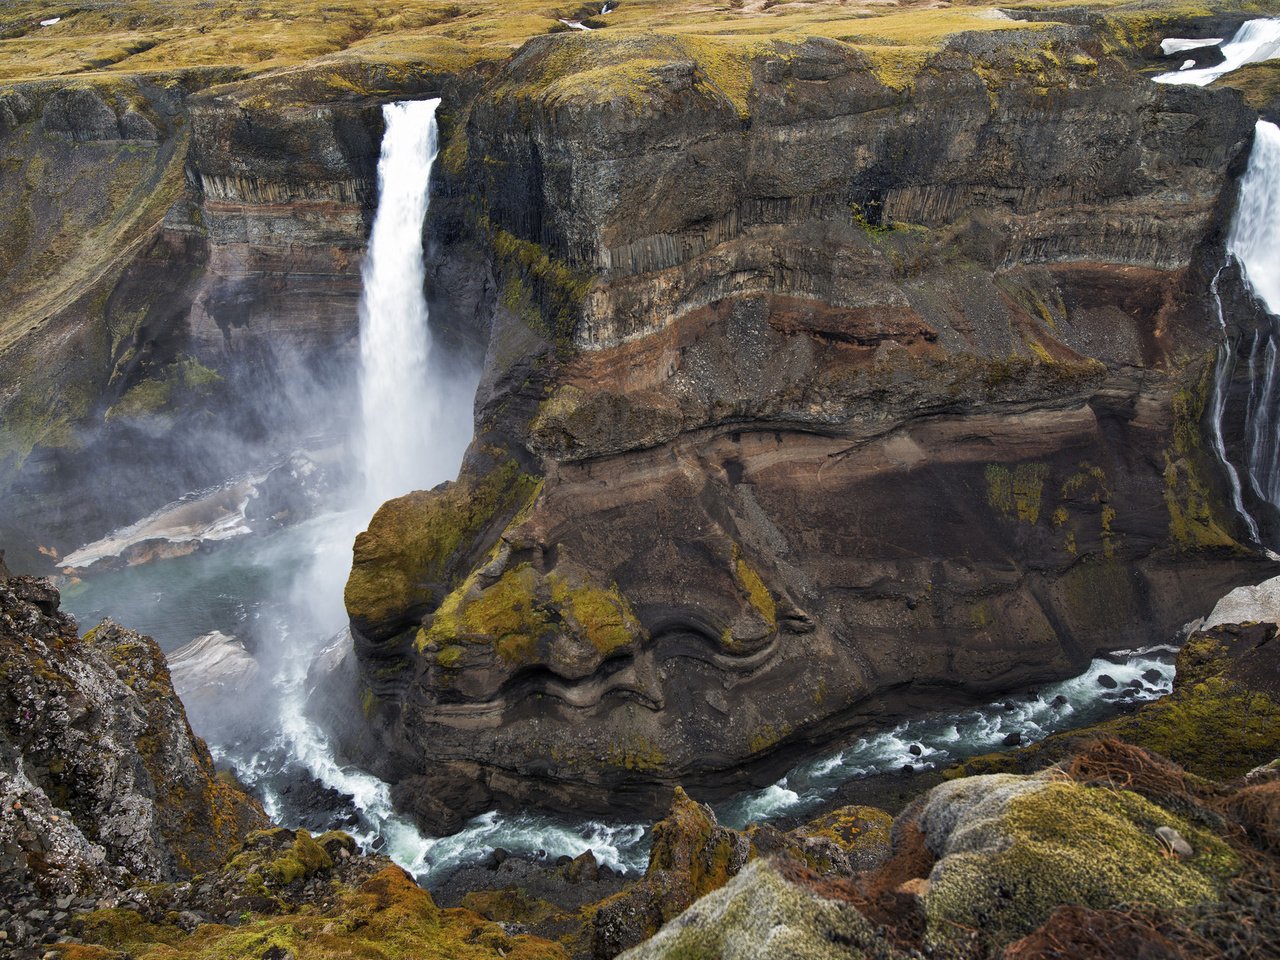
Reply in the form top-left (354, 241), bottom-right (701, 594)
top-left (1, 0), bottom-right (1278, 841)
top-left (338, 11), bottom-right (1280, 829)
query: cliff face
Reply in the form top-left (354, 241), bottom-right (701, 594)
top-left (1, 0), bottom-right (1276, 835)
top-left (341, 25), bottom-right (1279, 830)
top-left (0, 63), bottom-right (488, 561)
top-left (0, 573), bottom-right (266, 904)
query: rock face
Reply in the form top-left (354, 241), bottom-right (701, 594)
top-left (0, 66), bottom-right (488, 564)
top-left (0, 573), bottom-right (266, 905)
top-left (340, 26), bottom-right (1278, 829)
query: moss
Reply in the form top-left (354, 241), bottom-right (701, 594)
top-left (344, 459), bottom-right (540, 629)
top-left (926, 781), bottom-right (1239, 949)
top-left (106, 377), bottom-right (172, 421)
top-left (801, 805), bottom-right (893, 858)
top-left (606, 734), bottom-right (667, 772)
top-left (986, 462), bottom-right (1049, 524)
top-left (731, 544), bottom-right (776, 628)
top-left (548, 574), bottom-right (643, 657)
top-left (426, 561), bottom-right (643, 666)
top-left (1163, 361), bottom-right (1242, 552)
top-left (486, 220), bottom-right (593, 352)
top-left (436, 643), bottom-right (465, 668)
top-left (225, 829), bottom-right (333, 889)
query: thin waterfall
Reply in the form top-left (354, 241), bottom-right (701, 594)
top-left (1208, 270), bottom-right (1261, 543)
top-left (358, 98), bottom-right (444, 508)
top-left (1207, 120), bottom-right (1280, 542)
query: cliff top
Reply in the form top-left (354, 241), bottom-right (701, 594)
top-left (0, 0), bottom-right (1271, 94)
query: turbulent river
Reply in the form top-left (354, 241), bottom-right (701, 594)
top-left (57, 24), bottom-right (1280, 887)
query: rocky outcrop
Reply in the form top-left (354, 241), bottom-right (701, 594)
top-left (617, 858), bottom-right (897, 960)
top-left (0, 573), bottom-right (266, 917)
top-left (341, 23), bottom-right (1278, 831)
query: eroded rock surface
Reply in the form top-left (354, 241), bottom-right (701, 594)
top-left (340, 25), bottom-right (1278, 830)
top-left (0, 573), bottom-right (266, 912)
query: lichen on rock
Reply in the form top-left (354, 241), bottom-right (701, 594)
top-left (919, 774), bottom-right (1239, 949)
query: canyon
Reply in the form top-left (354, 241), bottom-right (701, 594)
top-left (3, 2), bottom-right (1280, 956)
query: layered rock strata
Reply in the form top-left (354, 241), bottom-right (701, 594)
top-left (341, 26), bottom-right (1279, 829)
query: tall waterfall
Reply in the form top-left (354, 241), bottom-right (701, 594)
top-left (358, 98), bottom-right (444, 507)
top-left (1206, 120), bottom-right (1280, 543)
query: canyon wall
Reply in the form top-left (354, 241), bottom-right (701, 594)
top-left (1, 6), bottom-right (1277, 831)
top-left (340, 25), bottom-right (1279, 830)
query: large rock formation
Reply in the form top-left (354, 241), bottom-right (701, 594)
top-left (0, 572), bottom-right (266, 912)
top-left (339, 22), bottom-right (1279, 830)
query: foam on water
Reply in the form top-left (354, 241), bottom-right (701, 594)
top-left (716, 647), bottom-right (1175, 828)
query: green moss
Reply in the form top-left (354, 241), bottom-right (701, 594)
top-left (926, 781), bottom-right (1239, 949)
top-left (436, 643), bottom-right (465, 668)
top-left (548, 574), bottom-right (642, 657)
top-left (79, 863), bottom-right (567, 959)
top-left (731, 544), bottom-right (776, 628)
top-left (106, 377), bottom-right (172, 421)
top-left (606, 733), bottom-right (667, 772)
top-left (1163, 362), bottom-right (1242, 552)
top-left (426, 562), bottom-right (643, 666)
top-left (486, 220), bottom-right (593, 352)
top-left (344, 459), bottom-right (540, 629)
top-left (986, 462), bottom-right (1049, 524)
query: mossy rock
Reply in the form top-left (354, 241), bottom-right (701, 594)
top-left (795, 805), bottom-right (893, 872)
top-left (78, 864), bottom-right (568, 959)
top-left (226, 828), bottom-right (333, 888)
top-left (424, 560), bottom-right (646, 667)
top-left (920, 775), bottom-right (1240, 950)
top-left (618, 859), bottom-right (900, 960)
top-left (344, 459), bottom-right (540, 636)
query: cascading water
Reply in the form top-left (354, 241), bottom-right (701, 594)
top-left (359, 98), bottom-right (445, 508)
top-left (1154, 17), bottom-right (1280, 86)
top-left (1154, 19), bottom-right (1280, 544)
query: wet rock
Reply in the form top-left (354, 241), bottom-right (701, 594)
top-left (1051, 695), bottom-right (1069, 709)
top-left (909, 744), bottom-right (923, 757)
top-left (1097, 674), bottom-right (1119, 689)
top-left (566, 850), bottom-right (599, 884)
top-left (1003, 732), bottom-right (1023, 747)
top-left (1143, 668), bottom-right (1164, 684)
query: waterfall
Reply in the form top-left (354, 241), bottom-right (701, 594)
top-left (1229, 121), bottom-right (1280, 316)
top-left (1205, 121), bottom-right (1280, 543)
top-left (1155, 18), bottom-right (1280, 86)
top-left (358, 98), bottom-right (444, 508)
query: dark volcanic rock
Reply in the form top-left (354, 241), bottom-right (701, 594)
top-left (0, 576), bottom-right (266, 906)
top-left (336, 27), bottom-right (1277, 832)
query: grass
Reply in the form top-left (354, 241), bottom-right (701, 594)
top-left (0, 0), bottom-right (1226, 93)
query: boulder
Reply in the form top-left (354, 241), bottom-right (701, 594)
top-left (915, 773), bottom-right (1239, 950)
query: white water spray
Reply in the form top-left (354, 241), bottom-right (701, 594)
top-left (358, 98), bottom-right (444, 508)
top-left (1229, 121), bottom-right (1280, 315)
top-left (1200, 121), bottom-right (1280, 539)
